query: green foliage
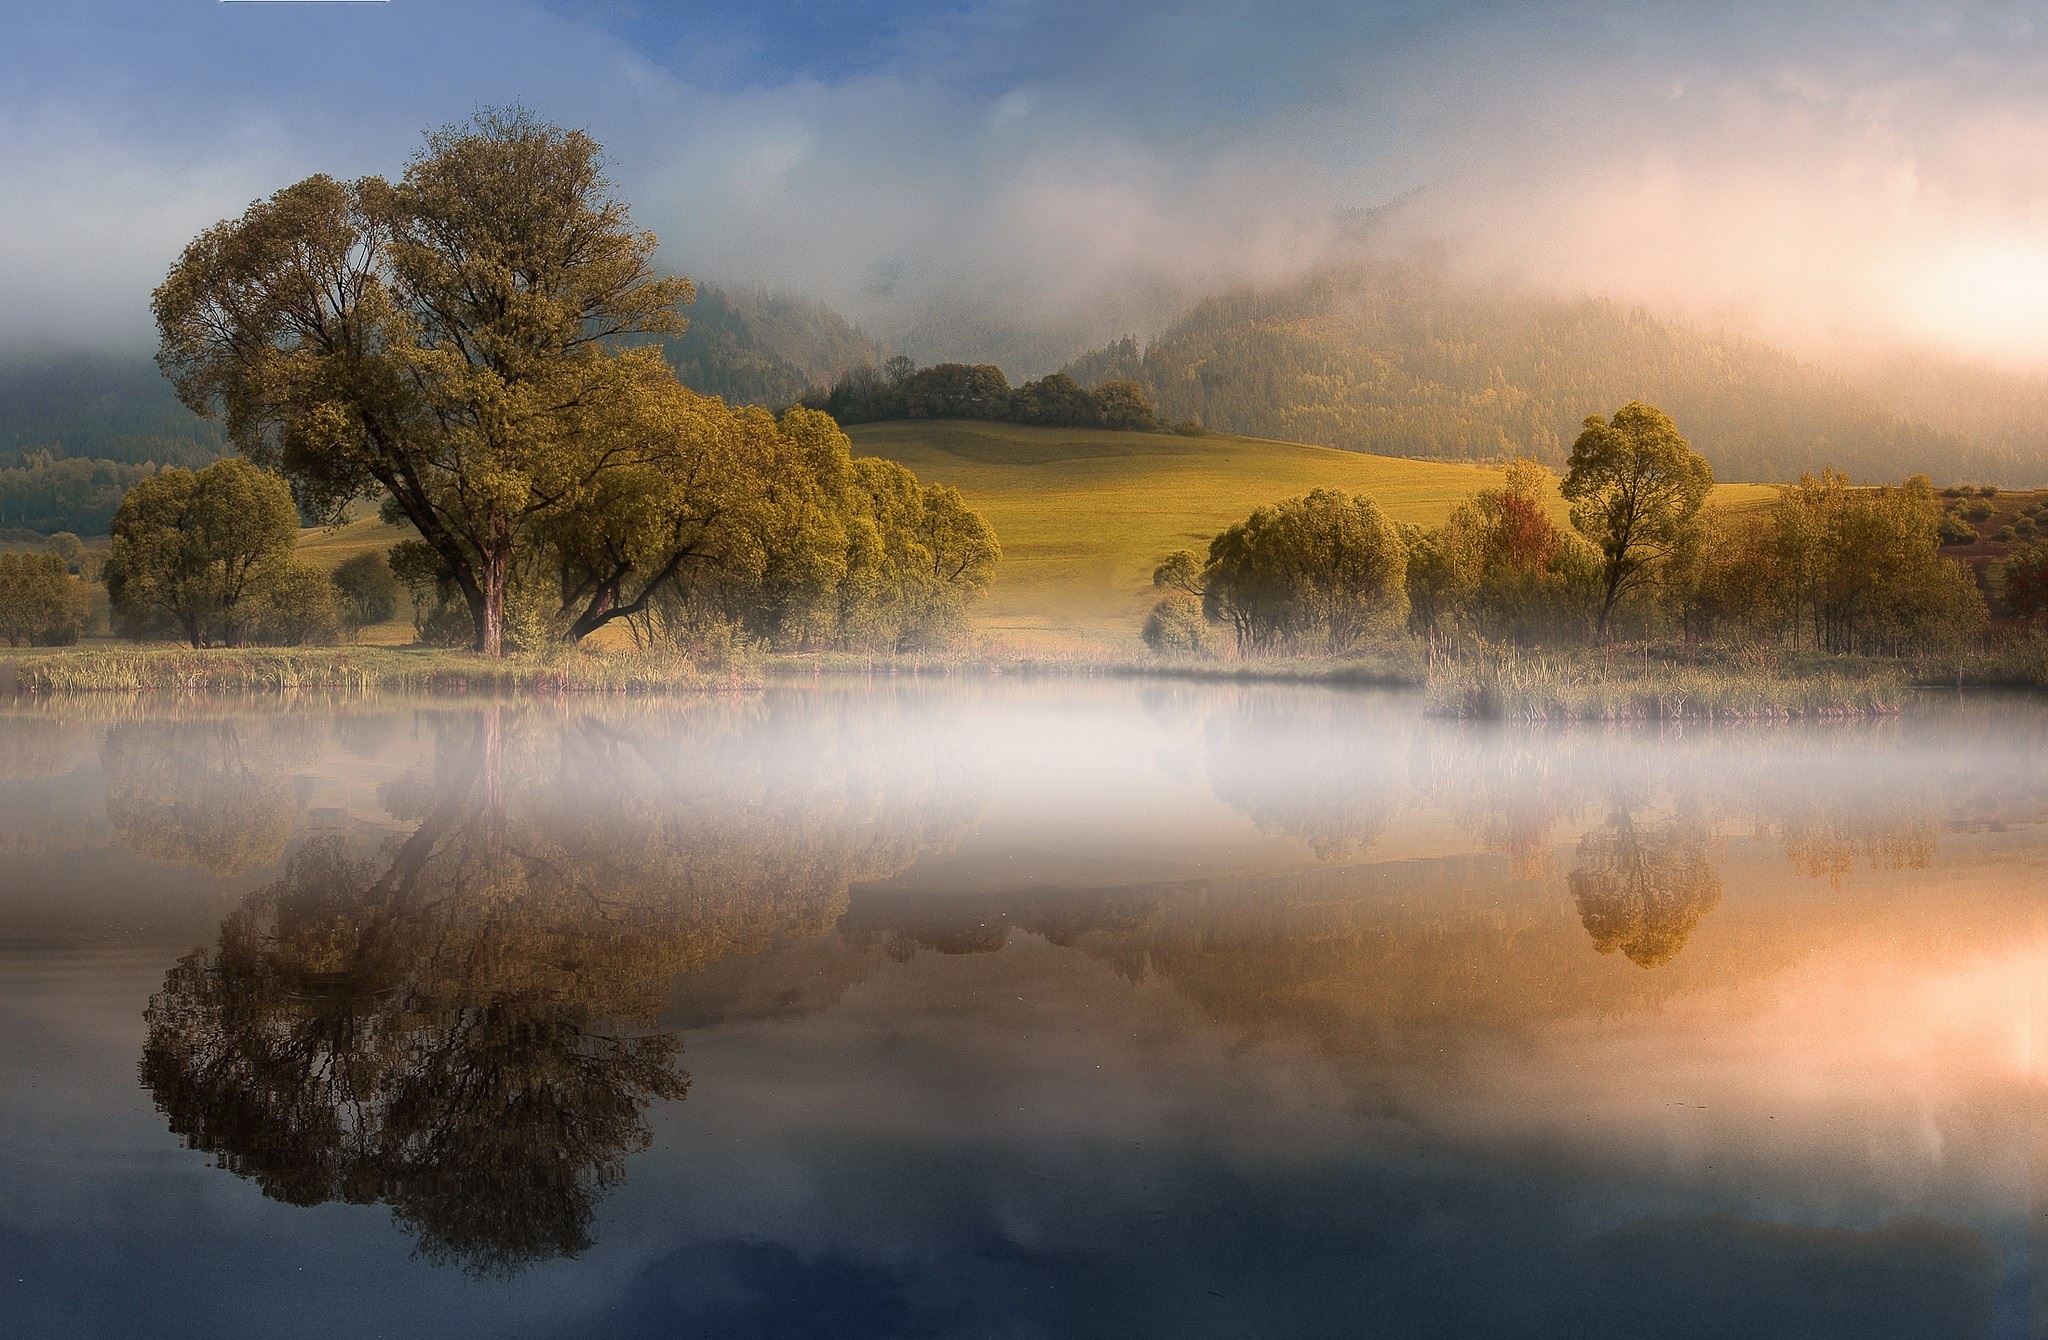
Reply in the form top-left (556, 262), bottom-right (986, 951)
top-left (249, 560), bottom-right (342, 647)
top-left (331, 550), bottom-right (400, 629)
top-left (0, 549), bottom-right (90, 646)
top-left (1060, 260), bottom-right (2011, 484)
top-left (644, 409), bottom-right (1002, 654)
top-left (106, 457), bottom-right (301, 648)
top-left (1141, 593), bottom-right (1210, 656)
top-left (1670, 470), bottom-right (1988, 657)
top-left (1200, 488), bottom-right (1409, 655)
top-left (1938, 511), bottom-right (1979, 545)
top-left (0, 451), bottom-right (161, 536)
top-left (1562, 402), bottom-right (1715, 638)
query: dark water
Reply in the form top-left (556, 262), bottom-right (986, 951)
top-left (1, 682), bottom-right (2043, 1339)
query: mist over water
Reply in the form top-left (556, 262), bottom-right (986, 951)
top-left (1, 682), bottom-right (2043, 1337)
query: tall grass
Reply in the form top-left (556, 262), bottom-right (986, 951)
top-left (1423, 648), bottom-right (1907, 721)
top-left (0, 646), bottom-right (742, 695)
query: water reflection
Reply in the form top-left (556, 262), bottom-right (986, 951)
top-left (1569, 809), bottom-right (1723, 967)
top-left (105, 719), bottom-right (299, 876)
top-left (138, 697), bottom-right (984, 1274)
top-left (2, 685), bottom-right (2041, 1337)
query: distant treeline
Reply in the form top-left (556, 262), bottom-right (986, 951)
top-left (0, 451), bottom-right (162, 536)
top-left (805, 356), bottom-right (1162, 430)
top-left (1063, 261), bottom-right (2027, 486)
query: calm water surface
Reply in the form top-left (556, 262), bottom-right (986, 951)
top-left (1, 682), bottom-right (2043, 1339)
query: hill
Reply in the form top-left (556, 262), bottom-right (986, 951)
top-left (661, 282), bottom-right (881, 408)
top-left (1062, 262), bottom-right (2031, 487)
top-left (0, 350), bottom-right (223, 466)
top-left (849, 418), bottom-right (1772, 648)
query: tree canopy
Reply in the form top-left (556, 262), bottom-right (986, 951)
top-left (104, 456), bottom-right (300, 648)
top-left (1164, 487), bottom-right (1409, 656)
top-left (1562, 401), bottom-right (1715, 638)
top-left (153, 110), bottom-right (693, 655)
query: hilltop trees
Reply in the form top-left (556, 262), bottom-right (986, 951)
top-left (1563, 402), bottom-right (1715, 639)
top-left (105, 457), bottom-right (300, 647)
top-left (810, 359), bottom-right (1160, 431)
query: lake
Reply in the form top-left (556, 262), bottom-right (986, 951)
top-left (1, 681), bottom-right (2043, 1339)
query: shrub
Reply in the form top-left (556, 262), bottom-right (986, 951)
top-left (1142, 594), bottom-right (1210, 656)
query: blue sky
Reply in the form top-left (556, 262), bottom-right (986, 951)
top-left (4, 2), bottom-right (2046, 366)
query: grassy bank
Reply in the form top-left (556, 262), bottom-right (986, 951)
top-left (0, 646), bottom-right (742, 695)
top-left (1422, 651), bottom-right (1909, 721)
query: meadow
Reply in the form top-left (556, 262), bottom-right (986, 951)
top-left (849, 419), bottom-right (1776, 649)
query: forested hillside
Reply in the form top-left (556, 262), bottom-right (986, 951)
top-left (0, 352), bottom-right (225, 535)
top-left (0, 351), bottom-right (222, 465)
top-left (1063, 264), bottom-right (2030, 485)
top-left (660, 283), bottom-right (881, 408)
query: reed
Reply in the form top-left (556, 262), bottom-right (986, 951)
top-left (1422, 648), bottom-right (1908, 721)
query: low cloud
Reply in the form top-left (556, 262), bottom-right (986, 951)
top-left (5, 1), bottom-right (2046, 372)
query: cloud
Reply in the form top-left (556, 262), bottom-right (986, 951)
top-left (5, 1), bottom-right (2048, 370)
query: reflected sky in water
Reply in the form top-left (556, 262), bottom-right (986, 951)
top-left (0, 683), bottom-right (2043, 1338)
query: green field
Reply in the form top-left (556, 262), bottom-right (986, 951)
top-left (851, 420), bottom-right (1774, 649)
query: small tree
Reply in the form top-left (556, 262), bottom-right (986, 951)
top-left (43, 532), bottom-right (86, 574)
top-left (1093, 379), bottom-right (1157, 431)
top-left (105, 457), bottom-right (299, 647)
top-left (1142, 595), bottom-right (1209, 655)
top-left (1562, 402), bottom-right (1714, 640)
top-left (1201, 488), bottom-right (1408, 655)
top-left (0, 550), bottom-right (90, 646)
top-left (1997, 545), bottom-right (2048, 626)
top-left (252, 561), bottom-right (343, 646)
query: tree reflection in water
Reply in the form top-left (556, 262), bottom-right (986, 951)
top-left (1569, 809), bottom-right (1723, 968)
top-left (140, 699), bottom-right (978, 1275)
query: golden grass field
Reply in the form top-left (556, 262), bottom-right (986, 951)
top-left (850, 420), bottom-right (1776, 649)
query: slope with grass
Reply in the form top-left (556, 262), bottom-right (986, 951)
top-left (851, 418), bottom-right (1772, 648)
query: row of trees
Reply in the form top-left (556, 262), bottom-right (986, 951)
top-left (806, 357), bottom-right (1161, 431)
top-left (146, 112), bottom-right (998, 655)
top-left (1147, 401), bottom-right (1989, 659)
top-left (0, 451), bottom-right (160, 536)
top-left (96, 414), bottom-right (998, 654)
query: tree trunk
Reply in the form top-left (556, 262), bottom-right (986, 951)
top-left (473, 545), bottom-right (508, 657)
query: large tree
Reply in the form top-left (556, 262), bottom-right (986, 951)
top-left (1562, 401), bottom-right (1715, 639)
top-left (152, 110), bottom-right (692, 655)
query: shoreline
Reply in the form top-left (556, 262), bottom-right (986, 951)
top-left (4, 642), bottom-right (2038, 719)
